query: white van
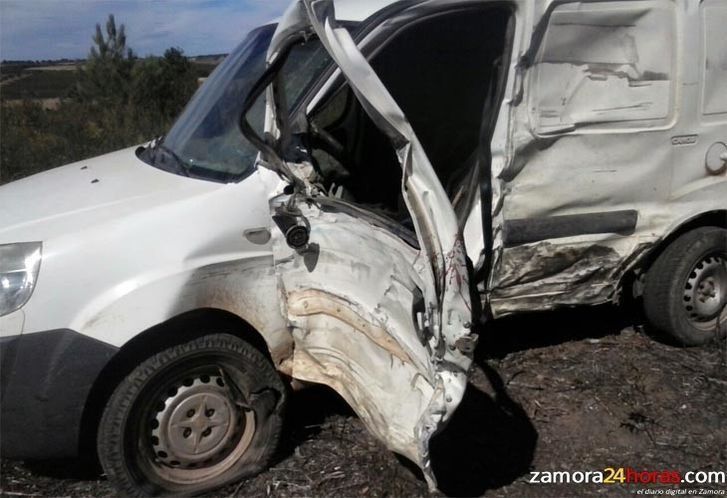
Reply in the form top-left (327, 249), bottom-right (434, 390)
top-left (1, 0), bottom-right (725, 494)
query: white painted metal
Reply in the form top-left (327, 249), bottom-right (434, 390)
top-left (0, 0), bottom-right (724, 489)
top-left (263, 1), bottom-right (472, 486)
top-left (0, 148), bottom-right (293, 365)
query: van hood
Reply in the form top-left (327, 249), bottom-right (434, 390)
top-left (0, 146), bottom-right (221, 244)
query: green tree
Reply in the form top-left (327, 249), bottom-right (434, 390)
top-left (1, 14), bottom-right (206, 185)
top-left (131, 47), bottom-right (197, 122)
top-left (74, 14), bottom-right (135, 105)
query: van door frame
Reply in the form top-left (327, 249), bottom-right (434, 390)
top-left (290, 0), bottom-right (520, 293)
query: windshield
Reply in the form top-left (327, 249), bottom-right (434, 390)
top-left (143, 24), bottom-right (333, 182)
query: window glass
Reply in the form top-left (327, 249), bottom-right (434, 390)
top-left (157, 26), bottom-right (274, 181)
top-left (702, 0), bottom-right (727, 116)
top-left (148, 25), bottom-right (335, 182)
top-left (531, 1), bottom-right (675, 133)
top-left (281, 39), bottom-right (334, 113)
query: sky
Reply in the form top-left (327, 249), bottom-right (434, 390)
top-left (0, 0), bottom-right (291, 61)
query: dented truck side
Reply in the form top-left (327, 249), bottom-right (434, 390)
top-left (488, 0), bottom-right (727, 319)
top-left (0, 0), bottom-right (725, 495)
top-left (260, 0), bottom-right (727, 485)
top-left (251, 0), bottom-right (726, 486)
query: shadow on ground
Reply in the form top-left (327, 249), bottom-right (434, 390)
top-left (430, 363), bottom-right (538, 496)
top-left (22, 458), bottom-right (100, 481)
top-left (275, 384), bottom-right (355, 460)
top-left (480, 303), bottom-right (642, 358)
top-left (430, 303), bottom-right (643, 495)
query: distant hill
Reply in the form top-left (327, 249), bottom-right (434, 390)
top-left (189, 54), bottom-right (227, 65)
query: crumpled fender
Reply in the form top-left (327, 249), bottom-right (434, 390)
top-left (264, 0), bottom-right (476, 489)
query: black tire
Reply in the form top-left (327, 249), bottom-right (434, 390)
top-left (97, 333), bottom-right (286, 496)
top-left (643, 227), bottom-right (727, 346)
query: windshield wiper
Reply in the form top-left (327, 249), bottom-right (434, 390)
top-left (152, 141), bottom-right (191, 177)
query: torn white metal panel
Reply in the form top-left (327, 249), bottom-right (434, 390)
top-left (489, 235), bottom-right (653, 315)
top-left (299, 0), bottom-right (473, 353)
top-left (264, 0), bottom-right (473, 489)
top-left (270, 201), bottom-right (448, 469)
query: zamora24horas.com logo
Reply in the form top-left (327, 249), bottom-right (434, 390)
top-left (529, 467), bottom-right (726, 489)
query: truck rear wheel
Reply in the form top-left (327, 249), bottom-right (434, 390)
top-left (643, 227), bottom-right (727, 346)
top-left (97, 333), bottom-right (285, 496)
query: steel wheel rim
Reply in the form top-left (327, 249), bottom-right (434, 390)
top-left (139, 366), bottom-right (256, 485)
top-left (683, 253), bottom-right (727, 327)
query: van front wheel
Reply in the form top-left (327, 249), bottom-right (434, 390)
top-left (643, 227), bottom-right (727, 346)
top-left (97, 333), bottom-right (285, 496)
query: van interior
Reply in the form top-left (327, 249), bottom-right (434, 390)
top-left (301, 6), bottom-right (512, 225)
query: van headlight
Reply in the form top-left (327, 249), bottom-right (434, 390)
top-left (0, 242), bottom-right (42, 317)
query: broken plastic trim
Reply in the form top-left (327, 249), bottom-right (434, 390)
top-left (504, 210), bottom-right (639, 247)
top-left (272, 201), bottom-right (311, 249)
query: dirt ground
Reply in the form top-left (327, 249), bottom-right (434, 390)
top-left (2, 305), bottom-right (726, 497)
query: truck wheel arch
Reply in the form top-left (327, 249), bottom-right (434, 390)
top-left (622, 210), bottom-right (727, 299)
top-left (78, 308), bottom-right (283, 461)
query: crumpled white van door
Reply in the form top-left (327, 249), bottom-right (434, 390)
top-left (266, 0), bottom-right (475, 488)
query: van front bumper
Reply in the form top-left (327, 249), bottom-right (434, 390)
top-left (0, 329), bottom-right (117, 459)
